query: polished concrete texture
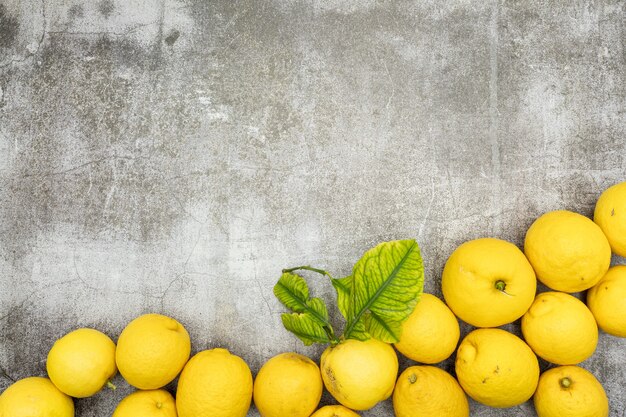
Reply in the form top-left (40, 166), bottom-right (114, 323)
top-left (1, 0), bottom-right (625, 415)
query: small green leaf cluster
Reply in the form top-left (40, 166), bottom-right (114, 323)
top-left (273, 239), bottom-right (424, 346)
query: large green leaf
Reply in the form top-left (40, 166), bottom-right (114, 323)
top-left (343, 239), bottom-right (424, 343)
top-left (273, 272), bottom-right (336, 345)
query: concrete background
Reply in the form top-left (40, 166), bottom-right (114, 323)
top-left (1, 0), bottom-right (625, 415)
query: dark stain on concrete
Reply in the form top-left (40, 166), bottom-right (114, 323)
top-left (0, 33), bottom-right (213, 260)
top-left (0, 4), bottom-right (19, 49)
top-left (164, 29), bottom-right (180, 46)
top-left (68, 4), bottom-right (85, 19)
top-left (97, 0), bottom-right (115, 18)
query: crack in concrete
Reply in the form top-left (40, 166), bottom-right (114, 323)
top-left (17, 155), bottom-right (148, 179)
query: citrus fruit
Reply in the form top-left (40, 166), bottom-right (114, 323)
top-left (46, 328), bottom-right (117, 398)
top-left (0, 377), bottom-right (74, 417)
top-left (320, 338), bottom-right (398, 410)
top-left (455, 328), bottom-right (539, 408)
top-left (393, 293), bottom-right (460, 363)
top-left (587, 265), bottom-right (626, 337)
top-left (534, 365), bottom-right (608, 417)
top-left (253, 352), bottom-right (322, 417)
top-left (310, 405), bottom-right (361, 417)
top-left (176, 348), bottom-right (252, 417)
top-left (441, 237), bottom-right (536, 327)
top-left (112, 389), bottom-right (176, 417)
top-left (594, 181), bottom-right (626, 257)
top-left (393, 365), bottom-right (469, 417)
top-left (522, 291), bottom-right (598, 364)
top-left (116, 314), bottom-right (191, 389)
top-left (524, 210), bottom-right (611, 292)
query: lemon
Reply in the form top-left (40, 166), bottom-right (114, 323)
top-left (0, 377), bottom-right (74, 417)
top-left (594, 181), bottom-right (626, 257)
top-left (112, 389), bottom-right (176, 417)
top-left (46, 328), bottom-right (117, 398)
top-left (587, 265), bottom-right (626, 337)
top-left (524, 210), bottom-right (611, 292)
top-left (320, 338), bottom-right (398, 411)
top-left (393, 365), bottom-right (469, 417)
top-left (534, 365), bottom-right (608, 417)
top-left (176, 348), bottom-right (253, 417)
top-left (522, 291), bottom-right (598, 365)
top-left (253, 352), bottom-right (322, 417)
top-left (455, 328), bottom-right (539, 408)
top-left (310, 405), bottom-right (361, 417)
top-left (393, 293), bottom-right (460, 363)
top-left (116, 314), bottom-right (191, 389)
top-left (441, 237), bottom-right (536, 327)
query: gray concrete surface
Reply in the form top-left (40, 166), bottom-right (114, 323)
top-left (1, 0), bottom-right (625, 415)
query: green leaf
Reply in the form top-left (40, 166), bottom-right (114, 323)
top-left (281, 313), bottom-right (331, 346)
top-left (274, 272), bottom-right (327, 325)
top-left (332, 276), bottom-right (370, 340)
top-left (273, 272), bottom-right (338, 345)
top-left (343, 239), bottom-right (424, 343)
top-left (331, 276), bottom-right (352, 320)
top-left (274, 272), bottom-right (310, 313)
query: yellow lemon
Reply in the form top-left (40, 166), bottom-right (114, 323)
top-left (455, 328), bottom-right (539, 408)
top-left (594, 181), bottom-right (626, 257)
top-left (587, 265), bottom-right (626, 337)
top-left (524, 210), bottom-right (611, 292)
top-left (534, 366), bottom-right (608, 417)
top-left (394, 293), bottom-right (460, 363)
top-left (112, 389), bottom-right (177, 417)
top-left (393, 365), bottom-right (469, 417)
top-left (116, 314), bottom-right (191, 389)
top-left (0, 377), bottom-right (74, 417)
top-left (310, 405), bottom-right (361, 417)
top-left (253, 352), bottom-right (322, 417)
top-left (442, 238), bottom-right (536, 327)
top-left (522, 292), bottom-right (598, 365)
top-left (176, 348), bottom-right (252, 417)
top-left (46, 328), bottom-right (117, 398)
top-left (320, 338), bottom-right (398, 411)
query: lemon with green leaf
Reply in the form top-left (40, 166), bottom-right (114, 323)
top-left (321, 338), bottom-right (398, 411)
top-left (274, 240), bottom-right (423, 410)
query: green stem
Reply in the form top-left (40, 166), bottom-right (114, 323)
top-left (282, 265), bottom-right (334, 279)
top-left (560, 377), bottom-right (572, 389)
top-left (323, 324), bottom-right (340, 346)
top-left (106, 381), bottom-right (117, 390)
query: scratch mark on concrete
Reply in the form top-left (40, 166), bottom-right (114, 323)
top-left (252, 255), bottom-right (273, 315)
top-left (489, 0), bottom-right (502, 235)
top-left (418, 177), bottom-right (436, 241)
top-left (102, 162), bottom-right (118, 213)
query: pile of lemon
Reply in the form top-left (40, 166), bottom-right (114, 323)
top-left (0, 181), bottom-right (625, 417)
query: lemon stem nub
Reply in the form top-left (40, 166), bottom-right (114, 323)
top-left (106, 381), bottom-right (117, 390)
top-left (156, 402), bottom-right (163, 409)
top-left (408, 373), bottom-right (417, 384)
top-left (495, 280), bottom-right (506, 292)
top-left (560, 377), bottom-right (572, 388)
